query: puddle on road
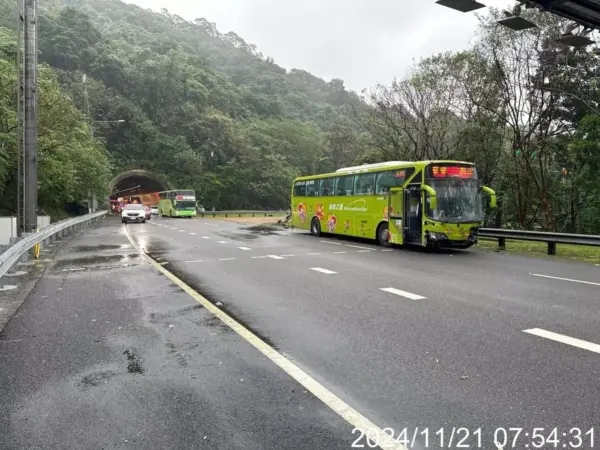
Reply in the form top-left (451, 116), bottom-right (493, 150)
top-left (71, 244), bottom-right (129, 252)
top-left (53, 254), bottom-right (142, 270)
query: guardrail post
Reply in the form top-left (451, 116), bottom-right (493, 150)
top-left (498, 237), bottom-right (506, 250)
top-left (548, 242), bottom-right (557, 255)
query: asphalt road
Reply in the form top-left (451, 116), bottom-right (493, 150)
top-left (124, 215), bottom-right (600, 449)
top-left (0, 218), bottom-right (356, 450)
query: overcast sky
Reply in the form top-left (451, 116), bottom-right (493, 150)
top-left (124, 0), bottom-right (514, 92)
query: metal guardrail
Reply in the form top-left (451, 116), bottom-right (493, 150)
top-left (478, 228), bottom-right (600, 255)
top-left (0, 211), bottom-right (107, 278)
top-left (198, 210), bottom-right (288, 218)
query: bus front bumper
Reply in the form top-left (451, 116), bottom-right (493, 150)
top-left (427, 230), bottom-right (478, 249)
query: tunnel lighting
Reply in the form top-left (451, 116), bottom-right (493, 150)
top-left (435, 0), bottom-right (485, 13)
top-left (498, 13), bottom-right (537, 30)
top-left (554, 33), bottom-right (595, 47)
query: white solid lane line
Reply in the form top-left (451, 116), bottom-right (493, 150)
top-left (523, 328), bottom-right (600, 355)
top-left (238, 247), bottom-right (252, 251)
top-left (530, 273), bottom-right (600, 286)
top-left (380, 287), bottom-right (426, 300)
top-left (310, 267), bottom-right (337, 275)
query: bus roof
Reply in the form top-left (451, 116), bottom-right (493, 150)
top-left (294, 160), bottom-right (475, 181)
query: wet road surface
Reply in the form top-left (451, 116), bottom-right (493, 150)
top-left (123, 215), bottom-right (600, 450)
top-left (0, 218), bottom-right (356, 450)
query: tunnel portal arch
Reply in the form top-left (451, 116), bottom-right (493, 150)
top-left (109, 170), bottom-right (171, 199)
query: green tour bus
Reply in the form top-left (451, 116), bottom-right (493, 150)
top-left (158, 189), bottom-right (197, 218)
top-left (291, 160), bottom-right (496, 249)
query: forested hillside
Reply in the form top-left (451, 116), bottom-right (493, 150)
top-left (0, 0), bottom-right (367, 212)
top-left (0, 0), bottom-right (599, 233)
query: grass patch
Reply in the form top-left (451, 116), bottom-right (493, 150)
top-left (477, 238), bottom-right (600, 264)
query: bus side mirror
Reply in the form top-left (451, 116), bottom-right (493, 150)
top-left (421, 185), bottom-right (437, 210)
top-left (481, 186), bottom-right (497, 209)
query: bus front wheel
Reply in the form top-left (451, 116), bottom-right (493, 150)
top-left (310, 218), bottom-right (321, 236)
top-left (377, 222), bottom-right (391, 247)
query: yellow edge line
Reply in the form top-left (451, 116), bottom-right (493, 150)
top-left (124, 226), bottom-right (406, 450)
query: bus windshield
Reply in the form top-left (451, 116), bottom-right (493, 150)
top-left (174, 200), bottom-right (196, 210)
top-left (425, 178), bottom-right (484, 223)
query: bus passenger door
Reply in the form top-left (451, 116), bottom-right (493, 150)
top-left (403, 186), bottom-right (423, 245)
top-left (387, 188), bottom-right (403, 245)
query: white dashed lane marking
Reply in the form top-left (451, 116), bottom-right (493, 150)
top-left (280, 254), bottom-right (295, 257)
top-left (523, 328), bottom-right (600, 355)
top-left (357, 250), bottom-right (371, 253)
top-left (344, 244), bottom-right (374, 250)
top-left (189, 232), bottom-right (196, 235)
top-left (202, 236), bottom-right (211, 239)
top-left (334, 251), bottom-right (347, 254)
top-left (217, 241), bottom-right (228, 244)
top-left (219, 258), bottom-right (236, 261)
top-left (185, 260), bottom-right (203, 263)
top-left (238, 247), bottom-right (252, 251)
top-left (380, 287), bottom-right (426, 300)
top-left (308, 253), bottom-right (322, 256)
top-left (310, 268), bottom-right (337, 275)
top-left (267, 255), bottom-right (284, 260)
top-left (320, 240), bottom-right (342, 246)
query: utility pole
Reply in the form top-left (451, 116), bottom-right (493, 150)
top-left (23, 0), bottom-right (38, 232)
top-left (16, 0), bottom-right (24, 236)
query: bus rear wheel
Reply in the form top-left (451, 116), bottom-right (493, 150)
top-left (310, 218), bottom-right (321, 236)
top-left (377, 222), bottom-right (391, 247)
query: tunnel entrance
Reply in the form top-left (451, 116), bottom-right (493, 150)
top-left (109, 170), bottom-right (170, 204)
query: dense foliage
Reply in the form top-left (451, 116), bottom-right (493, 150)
top-left (1, 0), bottom-right (599, 233)
top-left (0, 26), bottom-right (110, 218)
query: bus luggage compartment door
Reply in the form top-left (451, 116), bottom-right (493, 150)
top-left (387, 188), bottom-right (403, 245)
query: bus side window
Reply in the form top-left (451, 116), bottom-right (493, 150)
top-left (294, 182), bottom-right (305, 197)
top-left (306, 180), bottom-right (316, 197)
top-left (321, 178), bottom-right (334, 196)
top-left (355, 173), bottom-right (375, 195)
top-left (334, 176), bottom-right (354, 196)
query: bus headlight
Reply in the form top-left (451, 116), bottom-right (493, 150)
top-left (428, 232), bottom-right (448, 241)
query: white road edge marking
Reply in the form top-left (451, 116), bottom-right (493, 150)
top-left (530, 273), bottom-right (600, 286)
top-left (345, 244), bottom-right (374, 250)
top-left (320, 240), bottom-right (342, 245)
top-left (380, 287), bottom-right (426, 300)
top-left (238, 247), bottom-right (252, 251)
top-left (310, 267), bottom-right (337, 275)
top-left (523, 328), bottom-right (600, 354)
top-left (123, 226), bottom-right (405, 450)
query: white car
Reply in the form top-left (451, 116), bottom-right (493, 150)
top-left (121, 203), bottom-right (146, 223)
top-left (150, 206), bottom-right (159, 216)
